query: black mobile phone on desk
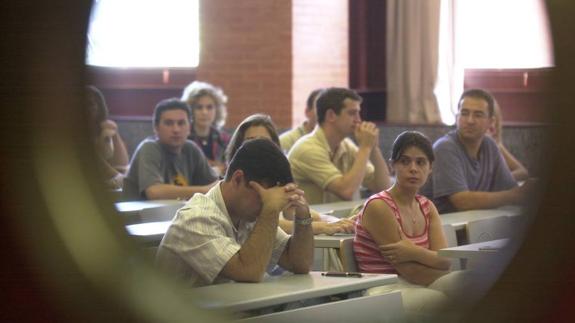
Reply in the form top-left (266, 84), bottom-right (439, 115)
top-left (321, 271), bottom-right (363, 278)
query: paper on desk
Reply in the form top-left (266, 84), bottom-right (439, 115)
top-left (319, 214), bottom-right (340, 223)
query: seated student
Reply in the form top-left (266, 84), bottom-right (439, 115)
top-left (288, 87), bottom-right (391, 204)
top-left (225, 114), bottom-right (354, 235)
top-left (487, 99), bottom-right (529, 182)
top-left (85, 85), bottom-right (129, 189)
top-left (354, 131), bottom-right (451, 283)
top-left (122, 98), bottom-right (218, 201)
top-left (181, 81), bottom-right (230, 176)
top-left (354, 131), bottom-right (463, 316)
top-left (155, 139), bottom-right (314, 286)
top-left (279, 88), bottom-right (321, 153)
top-left (420, 88), bottom-right (535, 214)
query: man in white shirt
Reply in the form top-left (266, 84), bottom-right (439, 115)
top-left (155, 139), bottom-right (314, 286)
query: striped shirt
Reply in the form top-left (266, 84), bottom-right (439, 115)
top-left (353, 191), bottom-right (431, 274)
top-left (155, 182), bottom-right (290, 286)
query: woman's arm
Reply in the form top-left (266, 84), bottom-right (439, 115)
top-left (378, 203), bottom-right (451, 270)
top-left (102, 120), bottom-right (129, 173)
top-left (415, 203), bottom-right (451, 270)
top-left (498, 143), bottom-right (529, 182)
top-left (362, 200), bottom-right (448, 286)
top-left (278, 217), bottom-right (353, 235)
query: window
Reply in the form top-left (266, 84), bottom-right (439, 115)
top-left (436, 0), bottom-right (553, 124)
top-left (458, 0), bottom-right (553, 69)
top-left (86, 0), bottom-right (199, 68)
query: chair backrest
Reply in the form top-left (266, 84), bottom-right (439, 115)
top-left (338, 238), bottom-right (358, 272)
top-left (466, 215), bottom-right (512, 244)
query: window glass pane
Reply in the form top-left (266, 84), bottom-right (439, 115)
top-left (86, 0), bottom-right (199, 68)
top-left (458, 0), bottom-right (553, 68)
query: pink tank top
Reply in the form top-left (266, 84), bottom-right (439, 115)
top-left (353, 191), bottom-right (431, 274)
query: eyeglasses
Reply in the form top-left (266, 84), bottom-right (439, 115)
top-left (457, 110), bottom-right (488, 120)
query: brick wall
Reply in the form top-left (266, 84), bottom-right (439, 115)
top-left (292, 0), bottom-right (349, 127)
top-left (196, 0), bottom-right (293, 128)
top-left (197, 0), bottom-right (349, 129)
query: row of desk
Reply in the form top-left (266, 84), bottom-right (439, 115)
top-left (120, 198), bottom-right (524, 272)
top-left (117, 198), bottom-right (524, 321)
top-left (192, 271), bottom-right (398, 312)
top-left (187, 271), bottom-right (403, 322)
top-left (117, 198), bottom-right (524, 250)
top-left (115, 199), bottom-right (400, 320)
top-left (195, 238), bottom-right (511, 320)
top-left (116, 199), bottom-right (362, 225)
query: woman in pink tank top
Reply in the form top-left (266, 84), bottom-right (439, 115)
top-left (354, 131), bottom-right (451, 286)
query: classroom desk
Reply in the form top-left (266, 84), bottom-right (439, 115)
top-left (441, 206), bottom-right (522, 231)
top-left (115, 200), bottom-right (185, 224)
top-left (438, 238), bottom-right (509, 260)
top-left (125, 221), bottom-right (171, 246)
top-left (439, 238), bottom-right (510, 269)
top-left (126, 221), bottom-right (353, 249)
top-left (313, 235), bottom-right (354, 271)
top-left (310, 199), bottom-right (365, 218)
top-left (126, 221), bottom-right (353, 271)
top-left (441, 206), bottom-right (523, 245)
top-left (191, 271), bottom-right (398, 314)
top-left (314, 234), bottom-right (354, 248)
top-left (107, 188), bottom-right (123, 202)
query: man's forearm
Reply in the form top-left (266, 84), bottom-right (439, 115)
top-left (220, 207), bottom-right (281, 283)
top-left (286, 220), bottom-right (314, 273)
top-left (328, 147), bottom-right (371, 200)
top-left (449, 189), bottom-right (521, 211)
top-left (235, 208), bottom-right (281, 277)
top-left (369, 147), bottom-right (391, 191)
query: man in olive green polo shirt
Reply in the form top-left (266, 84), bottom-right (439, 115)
top-left (288, 87), bottom-right (391, 204)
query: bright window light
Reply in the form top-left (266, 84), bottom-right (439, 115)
top-left (458, 0), bottom-right (553, 69)
top-left (436, 0), bottom-right (553, 124)
top-left (86, 0), bottom-right (199, 68)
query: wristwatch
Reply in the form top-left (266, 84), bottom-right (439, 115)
top-left (294, 216), bottom-right (313, 226)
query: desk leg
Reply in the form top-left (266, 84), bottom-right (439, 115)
top-left (322, 248), bottom-right (343, 272)
top-left (322, 249), bottom-right (329, 271)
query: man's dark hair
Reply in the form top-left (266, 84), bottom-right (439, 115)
top-left (306, 88), bottom-right (323, 112)
top-left (458, 88), bottom-right (495, 117)
top-left (153, 98), bottom-right (191, 126)
top-left (390, 131), bottom-right (435, 164)
top-left (225, 114), bottom-right (280, 163)
top-left (316, 87), bottom-right (362, 124)
top-left (225, 138), bottom-right (293, 187)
